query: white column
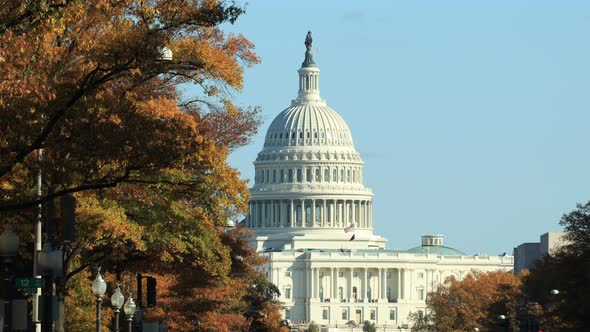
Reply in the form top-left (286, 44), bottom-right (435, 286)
top-left (311, 199), bottom-right (316, 227)
top-left (322, 199), bottom-right (328, 227)
top-left (270, 201), bottom-right (274, 227)
top-left (290, 200), bottom-right (294, 227)
top-left (349, 268), bottom-right (353, 300)
top-left (312, 267), bottom-right (317, 299)
top-left (398, 268), bottom-right (402, 300)
top-left (363, 268), bottom-right (368, 302)
top-left (343, 200), bottom-right (348, 226)
top-left (383, 268), bottom-right (387, 300)
top-left (370, 201), bottom-right (373, 228)
top-left (301, 200), bottom-right (306, 227)
top-left (279, 201), bottom-right (283, 227)
top-left (379, 268), bottom-right (385, 299)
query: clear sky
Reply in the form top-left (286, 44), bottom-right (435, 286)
top-left (220, 1), bottom-right (590, 255)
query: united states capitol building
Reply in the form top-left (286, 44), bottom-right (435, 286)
top-left (245, 34), bottom-right (513, 331)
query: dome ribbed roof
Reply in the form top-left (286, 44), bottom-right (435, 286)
top-left (263, 104), bottom-right (354, 147)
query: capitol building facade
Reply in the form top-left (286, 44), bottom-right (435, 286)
top-left (245, 35), bottom-right (513, 331)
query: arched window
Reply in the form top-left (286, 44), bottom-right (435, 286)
top-left (315, 168), bottom-right (321, 182)
top-left (333, 169), bottom-right (337, 182)
top-left (324, 169), bottom-right (330, 182)
top-left (306, 167), bottom-right (312, 182)
top-left (297, 169), bottom-right (302, 182)
top-left (266, 169), bottom-right (270, 183)
top-left (260, 170), bottom-right (264, 183)
top-left (340, 169), bottom-right (344, 182)
top-left (296, 205), bottom-right (302, 225)
top-left (280, 169), bottom-right (285, 183)
top-left (347, 169), bottom-right (351, 182)
top-left (305, 205), bottom-right (312, 224)
top-left (272, 169), bottom-right (276, 183)
top-left (352, 286), bottom-right (358, 299)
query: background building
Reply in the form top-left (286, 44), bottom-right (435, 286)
top-left (246, 36), bottom-right (513, 331)
top-left (513, 232), bottom-right (567, 275)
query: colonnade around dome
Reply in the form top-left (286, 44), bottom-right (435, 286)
top-left (246, 198), bottom-right (373, 229)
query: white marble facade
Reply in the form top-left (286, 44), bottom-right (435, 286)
top-left (246, 37), bottom-right (513, 331)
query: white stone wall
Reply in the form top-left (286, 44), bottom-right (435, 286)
top-left (258, 251), bottom-right (513, 329)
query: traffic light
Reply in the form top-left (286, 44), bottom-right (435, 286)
top-left (146, 276), bottom-right (157, 307)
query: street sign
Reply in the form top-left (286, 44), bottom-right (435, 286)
top-left (15, 277), bottom-right (44, 293)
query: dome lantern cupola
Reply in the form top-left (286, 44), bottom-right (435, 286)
top-left (294, 31), bottom-right (322, 106)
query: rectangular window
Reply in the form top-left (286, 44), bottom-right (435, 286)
top-left (353, 272), bottom-right (358, 278)
top-left (418, 272), bottom-right (424, 279)
top-left (338, 287), bottom-right (343, 300)
top-left (418, 310), bottom-right (424, 319)
top-left (417, 289), bottom-right (424, 301)
top-left (316, 168), bottom-right (321, 182)
top-left (306, 167), bottom-right (312, 182)
top-left (342, 308), bottom-right (349, 320)
top-left (386, 272), bottom-right (391, 278)
top-left (297, 169), bottom-right (302, 182)
top-left (389, 309), bottom-right (396, 321)
top-left (285, 309), bottom-right (291, 320)
top-left (288, 169), bottom-right (293, 182)
top-left (322, 307), bottom-right (329, 320)
top-left (338, 272), bottom-right (344, 278)
top-left (370, 309), bottom-right (376, 321)
top-left (285, 288), bottom-right (291, 299)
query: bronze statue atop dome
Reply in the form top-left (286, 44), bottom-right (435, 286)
top-left (302, 31), bottom-right (315, 67)
top-left (305, 31), bottom-right (312, 51)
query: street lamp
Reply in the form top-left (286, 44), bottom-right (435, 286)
top-left (111, 284), bottom-right (125, 332)
top-left (498, 315), bottom-right (509, 332)
top-left (92, 267), bottom-right (107, 332)
top-left (123, 292), bottom-right (137, 332)
top-left (550, 289), bottom-right (559, 296)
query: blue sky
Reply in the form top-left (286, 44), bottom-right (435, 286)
top-left (219, 1), bottom-right (590, 255)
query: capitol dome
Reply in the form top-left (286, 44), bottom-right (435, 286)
top-left (246, 33), bottom-right (385, 250)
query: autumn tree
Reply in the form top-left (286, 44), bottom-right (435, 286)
top-left (523, 201), bottom-right (590, 330)
top-left (411, 270), bottom-right (523, 332)
top-left (0, 0), bottom-right (293, 331)
top-left (0, 0), bottom-right (259, 214)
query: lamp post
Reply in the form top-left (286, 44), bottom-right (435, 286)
top-left (91, 267), bottom-right (107, 332)
top-left (0, 225), bottom-right (20, 331)
top-left (111, 285), bottom-right (125, 332)
top-left (498, 315), bottom-right (509, 332)
top-left (123, 292), bottom-right (137, 332)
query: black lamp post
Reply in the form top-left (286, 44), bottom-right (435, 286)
top-left (123, 292), bottom-right (137, 332)
top-left (0, 225), bottom-right (20, 331)
top-left (111, 284), bottom-right (125, 332)
top-left (91, 267), bottom-right (107, 332)
top-left (498, 315), bottom-right (509, 332)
